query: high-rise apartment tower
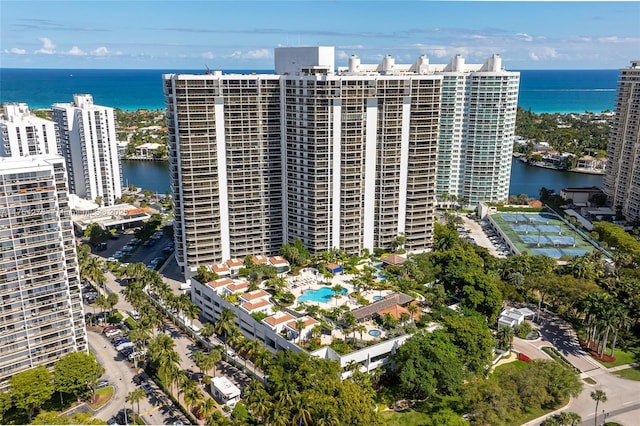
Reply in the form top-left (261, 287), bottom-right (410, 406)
top-left (165, 46), bottom-right (519, 272)
top-left (0, 103), bottom-right (59, 157)
top-left (603, 60), bottom-right (640, 222)
top-left (52, 94), bottom-right (122, 206)
top-left (0, 154), bottom-right (87, 389)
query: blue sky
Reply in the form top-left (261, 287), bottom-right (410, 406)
top-left (1, 1), bottom-right (639, 70)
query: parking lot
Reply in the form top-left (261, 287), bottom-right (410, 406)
top-left (93, 228), bottom-right (174, 271)
top-left (460, 215), bottom-right (510, 257)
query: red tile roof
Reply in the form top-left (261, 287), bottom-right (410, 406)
top-left (241, 289), bottom-right (269, 301)
top-left (252, 255), bottom-right (268, 264)
top-left (207, 278), bottom-right (233, 288)
top-left (286, 317), bottom-right (318, 329)
top-left (227, 281), bottom-right (249, 292)
top-left (226, 258), bottom-right (243, 268)
top-left (211, 263), bottom-right (229, 273)
top-left (268, 256), bottom-right (289, 266)
top-left (263, 312), bottom-right (295, 326)
top-left (242, 299), bottom-right (271, 312)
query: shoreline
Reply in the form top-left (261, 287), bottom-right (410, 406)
top-left (514, 156), bottom-right (604, 176)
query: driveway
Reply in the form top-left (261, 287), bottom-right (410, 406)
top-left (509, 304), bottom-right (640, 426)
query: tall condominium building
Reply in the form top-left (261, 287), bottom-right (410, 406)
top-left (434, 54), bottom-right (520, 204)
top-left (166, 47), bottom-right (519, 272)
top-left (0, 155), bottom-right (87, 389)
top-left (603, 60), bottom-right (640, 222)
top-left (52, 94), bottom-right (122, 206)
top-left (165, 46), bottom-right (443, 272)
top-left (1, 103), bottom-right (59, 157)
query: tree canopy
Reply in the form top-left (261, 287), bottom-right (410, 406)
top-left (244, 350), bottom-right (382, 425)
top-left (9, 366), bottom-right (55, 422)
top-left (53, 352), bottom-right (105, 400)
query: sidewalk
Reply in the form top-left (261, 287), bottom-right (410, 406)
top-left (608, 362), bottom-right (640, 372)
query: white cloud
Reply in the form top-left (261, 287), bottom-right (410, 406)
top-left (67, 46), bottom-right (86, 56)
top-left (92, 47), bottom-right (109, 56)
top-left (202, 51), bottom-right (215, 60)
top-left (35, 37), bottom-right (56, 54)
top-left (337, 50), bottom-right (349, 60)
top-left (5, 47), bottom-right (27, 55)
top-left (597, 36), bottom-right (640, 44)
top-left (231, 50), bottom-right (242, 58)
top-left (516, 33), bottom-right (533, 42)
top-left (337, 44), bottom-right (365, 50)
top-left (528, 47), bottom-right (559, 61)
top-left (245, 48), bottom-right (270, 59)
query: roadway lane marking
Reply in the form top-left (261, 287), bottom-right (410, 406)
top-left (140, 405), bottom-right (162, 416)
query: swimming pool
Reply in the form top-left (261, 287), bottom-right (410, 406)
top-left (298, 287), bottom-right (347, 304)
top-left (368, 329), bottom-right (382, 337)
top-left (373, 295), bottom-right (384, 301)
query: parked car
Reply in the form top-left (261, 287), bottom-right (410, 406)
top-left (96, 379), bottom-right (110, 389)
top-left (192, 406), bottom-right (204, 420)
top-left (105, 330), bottom-right (121, 338)
top-left (129, 310), bottom-right (140, 321)
top-left (115, 341), bottom-right (134, 352)
top-left (141, 382), bottom-right (153, 395)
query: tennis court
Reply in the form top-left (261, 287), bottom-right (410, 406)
top-left (490, 211), bottom-right (595, 259)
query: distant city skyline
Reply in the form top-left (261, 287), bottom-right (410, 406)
top-left (1, 1), bottom-right (639, 70)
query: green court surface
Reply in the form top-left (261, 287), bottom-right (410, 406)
top-left (491, 211), bottom-right (595, 259)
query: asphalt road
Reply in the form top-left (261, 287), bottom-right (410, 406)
top-left (515, 304), bottom-right (640, 426)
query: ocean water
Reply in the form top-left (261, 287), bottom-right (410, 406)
top-left (0, 68), bottom-right (619, 113)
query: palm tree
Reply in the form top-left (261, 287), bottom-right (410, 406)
top-left (123, 262), bottom-right (147, 282)
top-left (183, 302), bottom-right (200, 327)
top-left (106, 293), bottom-right (119, 313)
top-left (295, 319), bottom-right (306, 344)
top-left (122, 281), bottom-right (145, 309)
top-left (125, 388), bottom-right (146, 418)
top-left (590, 389), bottom-right (607, 426)
top-left (292, 398), bottom-right (312, 426)
top-left (406, 303), bottom-right (418, 322)
top-left (81, 256), bottom-right (105, 289)
top-left (94, 294), bottom-right (109, 316)
top-left (182, 385), bottom-right (202, 412)
top-left (253, 347), bottom-right (272, 373)
top-left (331, 284), bottom-right (344, 306)
top-left (128, 328), bottom-right (149, 350)
top-left (198, 397), bottom-right (217, 421)
top-left (214, 308), bottom-right (238, 354)
top-left (355, 324), bottom-right (367, 341)
top-left (200, 321), bottom-right (216, 341)
top-left (496, 326), bottom-right (515, 352)
top-left (207, 348), bottom-right (222, 377)
top-left (206, 410), bottom-right (232, 426)
top-left (610, 307), bottom-right (631, 358)
top-left (148, 334), bottom-right (180, 389)
top-left (242, 339), bottom-right (261, 370)
top-left (244, 380), bottom-right (272, 422)
top-left (192, 350), bottom-right (210, 374)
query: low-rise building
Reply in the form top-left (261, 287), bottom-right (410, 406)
top-left (211, 377), bottom-right (241, 407)
top-left (497, 307), bottom-right (535, 328)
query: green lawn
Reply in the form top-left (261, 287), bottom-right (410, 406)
top-left (87, 386), bottom-right (114, 410)
top-left (612, 366), bottom-right (640, 381)
top-left (596, 348), bottom-right (637, 368)
top-left (493, 360), bottom-right (528, 374)
top-left (380, 409), bottom-right (432, 426)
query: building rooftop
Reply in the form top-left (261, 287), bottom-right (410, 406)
top-left (263, 312), bottom-right (295, 327)
top-left (252, 255), bottom-right (268, 264)
top-left (227, 258), bottom-right (243, 268)
top-left (211, 377), bottom-right (241, 398)
top-left (240, 289), bottom-right (270, 301)
top-left (241, 299), bottom-right (272, 312)
top-left (208, 277), bottom-right (234, 288)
